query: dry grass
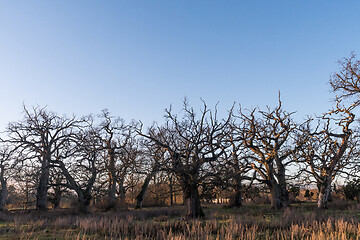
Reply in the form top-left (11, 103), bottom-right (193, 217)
top-left (0, 203), bottom-right (360, 239)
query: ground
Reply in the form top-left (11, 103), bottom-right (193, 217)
top-left (0, 201), bottom-right (360, 239)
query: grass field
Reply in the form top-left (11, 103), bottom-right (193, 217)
top-left (0, 201), bottom-right (360, 239)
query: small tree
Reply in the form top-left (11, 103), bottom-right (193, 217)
top-left (304, 189), bottom-right (314, 201)
top-left (288, 184), bottom-right (300, 202)
top-left (342, 178), bottom-right (360, 202)
top-left (330, 52), bottom-right (360, 107)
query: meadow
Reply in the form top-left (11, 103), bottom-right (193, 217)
top-left (0, 201), bottom-right (360, 240)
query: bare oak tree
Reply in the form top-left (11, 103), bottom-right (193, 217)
top-left (94, 110), bottom-right (135, 209)
top-left (298, 104), bottom-right (356, 209)
top-left (232, 98), bottom-right (302, 209)
top-left (330, 52), bottom-right (360, 106)
top-left (135, 139), bottom-right (163, 209)
top-left (6, 106), bottom-right (80, 210)
top-left (52, 119), bottom-right (100, 213)
top-left (0, 143), bottom-right (15, 211)
top-left (139, 100), bottom-right (231, 218)
top-left (221, 135), bottom-right (253, 207)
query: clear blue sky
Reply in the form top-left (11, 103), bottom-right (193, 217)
top-left (1, 1), bottom-right (360, 129)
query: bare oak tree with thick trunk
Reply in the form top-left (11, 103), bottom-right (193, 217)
top-left (51, 119), bottom-right (100, 213)
top-left (95, 110), bottom-right (135, 209)
top-left (6, 106), bottom-right (80, 211)
top-left (139, 100), bottom-right (231, 218)
top-left (298, 104), bottom-right (355, 209)
top-left (232, 97), bottom-right (303, 209)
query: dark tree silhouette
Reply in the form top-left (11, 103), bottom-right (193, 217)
top-left (330, 52), bottom-right (360, 107)
top-left (94, 110), bottom-right (134, 209)
top-left (135, 140), bottom-right (163, 209)
top-left (0, 143), bottom-right (15, 211)
top-left (51, 118), bottom-right (100, 213)
top-left (6, 106), bottom-right (80, 211)
top-left (139, 100), bottom-right (231, 218)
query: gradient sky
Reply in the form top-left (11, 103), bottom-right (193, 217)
top-left (1, 1), bottom-right (360, 130)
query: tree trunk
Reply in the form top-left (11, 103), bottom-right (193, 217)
top-left (279, 183), bottom-right (290, 208)
top-left (107, 149), bottom-right (116, 209)
top-left (231, 176), bottom-right (243, 207)
top-left (232, 188), bottom-right (242, 207)
top-left (317, 181), bottom-right (331, 209)
top-left (276, 159), bottom-right (291, 209)
top-left (169, 175), bottom-right (174, 206)
top-left (270, 184), bottom-right (282, 210)
top-left (185, 185), bottom-right (204, 218)
top-left (76, 188), bottom-right (93, 213)
top-left (36, 161), bottom-right (49, 211)
top-left (135, 172), bottom-right (155, 209)
top-left (52, 186), bottom-right (62, 209)
top-left (52, 175), bottom-right (62, 209)
top-left (0, 179), bottom-right (7, 211)
top-left (118, 178), bottom-right (126, 204)
top-left (58, 161), bottom-right (94, 213)
top-left (77, 190), bottom-right (92, 213)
